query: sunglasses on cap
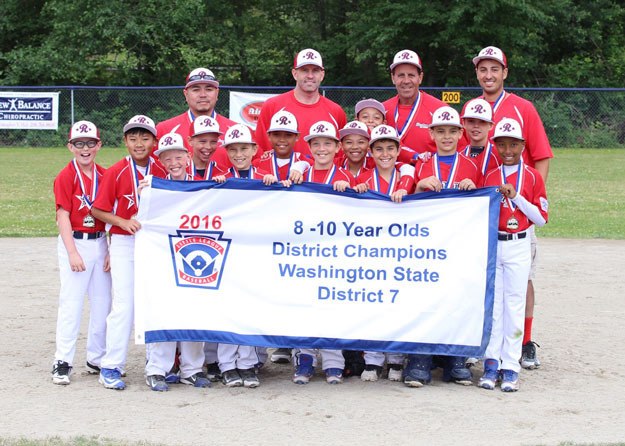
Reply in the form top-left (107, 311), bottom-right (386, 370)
top-left (72, 140), bottom-right (98, 149)
top-left (187, 73), bottom-right (217, 82)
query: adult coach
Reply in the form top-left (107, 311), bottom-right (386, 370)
top-left (254, 48), bottom-right (347, 159)
top-left (383, 49), bottom-right (446, 154)
top-left (470, 46), bottom-right (554, 368)
top-left (156, 67), bottom-right (236, 168)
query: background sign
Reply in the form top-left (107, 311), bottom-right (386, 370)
top-left (0, 92), bottom-right (60, 129)
top-left (229, 91), bottom-right (276, 130)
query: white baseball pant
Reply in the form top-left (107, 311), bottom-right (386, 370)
top-left (54, 235), bottom-right (111, 366)
top-left (145, 341), bottom-right (205, 378)
top-left (100, 234), bottom-right (135, 371)
top-left (204, 342), bottom-right (218, 364)
top-left (364, 351), bottom-right (385, 367)
top-left (218, 344), bottom-right (267, 372)
top-left (295, 349), bottom-right (345, 370)
top-left (484, 235), bottom-right (531, 373)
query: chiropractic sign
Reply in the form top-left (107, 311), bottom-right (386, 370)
top-left (0, 92), bottom-right (60, 129)
top-left (135, 178), bottom-right (500, 357)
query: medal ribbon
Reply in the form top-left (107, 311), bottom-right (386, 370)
top-left (342, 158), bottom-right (363, 178)
top-left (491, 90), bottom-right (507, 115)
top-left (500, 161), bottom-right (524, 212)
top-left (394, 92), bottom-right (421, 141)
top-left (272, 152), bottom-right (294, 180)
top-left (72, 159), bottom-right (98, 209)
top-left (230, 166), bottom-right (255, 179)
top-left (481, 142), bottom-right (494, 176)
top-left (306, 165), bottom-right (336, 185)
top-left (433, 153), bottom-right (459, 189)
top-left (127, 156), bottom-right (151, 211)
top-left (372, 167), bottom-right (397, 195)
top-left (190, 160), bottom-right (215, 180)
top-left (462, 143), bottom-right (493, 176)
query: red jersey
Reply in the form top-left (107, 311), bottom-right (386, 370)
top-left (93, 157), bottom-right (166, 235)
top-left (304, 165), bottom-right (355, 187)
top-left (461, 92), bottom-right (553, 168)
top-left (460, 142), bottom-right (501, 183)
top-left (216, 166), bottom-right (271, 180)
top-left (356, 168), bottom-right (414, 195)
top-left (187, 160), bottom-right (227, 181)
top-left (253, 151), bottom-right (310, 181)
top-left (54, 161), bottom-right (107, 232)
top-left (155, 110), bottom-right (236, 168)
top-left (334, 153), bottom-right (376, 178)
top-left (484, 163), bottom-right (548, 233)
top-left (383, 91), bottom-right (446, 154)
top-left (415, 153), bottom-right (480, 190)
top-left (254, 90), bottom-right (347, 158)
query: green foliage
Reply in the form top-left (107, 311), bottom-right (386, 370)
top-left (2, 1), bottom-right (625, 87)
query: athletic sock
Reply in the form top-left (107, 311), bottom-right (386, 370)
top-left (523, 317), bottom-right (533, 345)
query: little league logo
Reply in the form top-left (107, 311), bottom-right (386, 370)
top-left (169, 230), bottom-right (231, 290)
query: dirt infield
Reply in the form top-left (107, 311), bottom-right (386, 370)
top-left (1, 238), bottom-right (624, 445)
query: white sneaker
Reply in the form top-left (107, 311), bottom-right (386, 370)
top-left (52, 361), bottom-right (71, 385)
top-left (387, 366), bottom-right (403, 382)
top-left (270, 348), bottom-right (292, 364)
top-left (465, 357), bottom-right (479, 367)
top-left (361, 365), bottom-right (382, 382)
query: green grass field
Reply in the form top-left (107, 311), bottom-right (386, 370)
top-left (0, 147), bottom-right (623, 238)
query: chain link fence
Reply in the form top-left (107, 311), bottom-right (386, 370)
top-left (1, 86), bottom-right (624, 148)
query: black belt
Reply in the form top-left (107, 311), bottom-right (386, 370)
top-left (498, 231), bottom-right (527, 241)
top-left (73, 231), bottom-right (105, 240)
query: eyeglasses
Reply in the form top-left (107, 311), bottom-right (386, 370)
top-left (72, 140), bottom-right (98, 149)
top-left (187, 73), bottom-right (217, 82)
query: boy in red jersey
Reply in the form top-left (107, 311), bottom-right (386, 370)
top-left (212, 124), bottom-right (272, 388)
top-left (213, 124), bottom-right (278, 185)
top-left (414, 106), bottom-right (479, 193)
top-left (355, 98), bottom-right (386, 132)
top-left (187, 115), bottom-right (227, 180)
top-left (291, 122), bottom-right (351, 385)
top-left (354, 124), bottom-right (414, 203)
top-left (254, 110), bottom-right (308, 183)
top-left (91, 115), bottom-right (166, 390)
top-left (404, 106), bottom-right (477, 388)
top-left (51, 120), bottom-right (111, 385)
top-left (480, 118), bottom-right (548, 392)
top-left (256, 109), bottom-right (308, 365)
top-left (139, 133), bottom-right (211, 391)
top-left (460, 98), bottom-right (500, 184)
top-left (469, 47), bottom-right (554, 366)
top-left (301, 121), bottom-right (354, 190)
top-left (336, 120), bottom-right (375, 178)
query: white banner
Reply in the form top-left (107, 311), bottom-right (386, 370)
top-left (0, 92), bottom-right (60, 129)
top-left (135, 179), bottom-right (500, 357)
top-left (228, 91), bottom-right (276, 130)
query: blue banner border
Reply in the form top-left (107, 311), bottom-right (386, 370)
top-left (146, 177), bottom-right (500, 356)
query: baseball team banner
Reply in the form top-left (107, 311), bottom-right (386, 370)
top-left (0, 92), bottom-right (59, 129)
top-left (135, 179), bottom-right (500, 357)
top-left (228, 91), bottom-right (276, 129)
